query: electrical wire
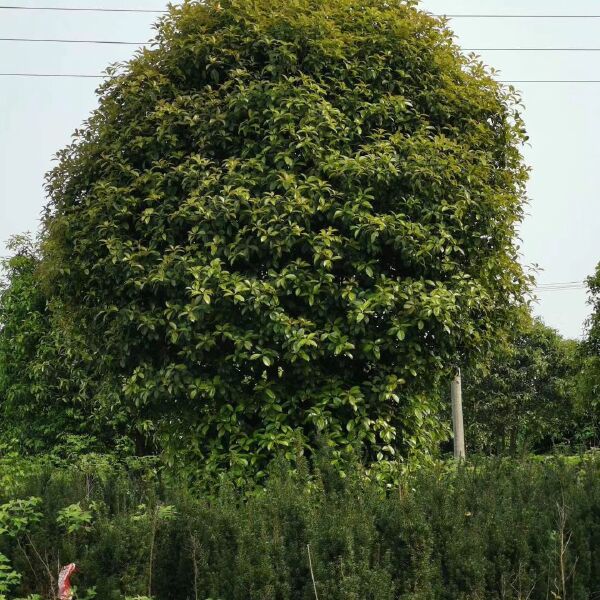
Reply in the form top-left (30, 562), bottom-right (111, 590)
top-left (0, 72), bottom-right (104, 77)
top-left (2, 73), bottom-right (600, 83)
top-left (0, 8), bottom-right (598, 17)
top-left (2, 25), bottom-right (600, 80)
top-left (5, 39), bottom-right (600, 51)
top-left (2, 36), bottom-right (600, 53)
top-left (464, 48), bottom-right (600, 52)
top-left (440, 14), bottom-right (600, 18)
top-left (534, 281), bottom-right (586, 291)
top-left (0, 5), bottom-right (166, 12)
top-left (500, 81), bottom-right (600, 84)
top-left (0, 37), bottom-right (147, 45)
top-left (537, 281), bottom-right (583, 285)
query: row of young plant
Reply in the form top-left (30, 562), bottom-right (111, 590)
top-left (1, 451), bottom-right (600, 600)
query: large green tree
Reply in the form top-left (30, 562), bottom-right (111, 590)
top-left (18, 0), bottom-right (530, 473)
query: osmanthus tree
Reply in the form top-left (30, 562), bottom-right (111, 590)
top-left (37, 0), bottom-right (529, 474)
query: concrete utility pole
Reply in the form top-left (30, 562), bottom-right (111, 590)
top-left (451, 368), bottom-right (466, 459)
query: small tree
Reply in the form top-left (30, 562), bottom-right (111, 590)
top-left (0, 236), bottom-right (50, 450)
top-left (464, 318), bottom-right (580, 455)
top-left (578, 262), bottom-right (600, 440)
top-left (27, 0), bottom-right (530, 474)
top-left (0, 236), bottom-right (101, 453)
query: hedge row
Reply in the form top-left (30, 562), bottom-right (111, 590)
top-left (1, 454), bottom-right (600, 599)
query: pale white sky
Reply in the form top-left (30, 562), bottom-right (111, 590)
top-left (1, 1), bottom-right (598, 339)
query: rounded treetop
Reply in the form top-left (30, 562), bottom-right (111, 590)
top-left (43, 0), bottom-right (529, 474)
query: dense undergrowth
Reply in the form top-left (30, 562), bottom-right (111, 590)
top-left (1, 452), bottom-right (600, 599)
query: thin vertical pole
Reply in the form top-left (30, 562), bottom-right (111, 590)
top-left (451, 368), bottom-right (466, 459)
top-left (307, 544), bottom-right (319, 600)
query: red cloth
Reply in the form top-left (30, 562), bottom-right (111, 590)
top-left (58, 563), bottom-right (78, 600)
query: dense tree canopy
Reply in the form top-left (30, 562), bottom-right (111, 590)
top-left (1, 0), bottom-right (530, 473)
top-left (464, 318), bottom-right (580, 455)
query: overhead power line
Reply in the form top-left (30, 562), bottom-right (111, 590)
top-left (537, 280), bottom-right (584, 284)
top-left (0, 7), bottom-right (597, 17)
top-left (441, 14), bottom-right (600, 18)
top-left (536, 286), bottom-right (585, 288)
top-left (501, 81), bottom-right (600, 84)
top-left (465, 48), bottom-right (600, 52)
top-left (536, 284), bottom-right (585, 287)
top-left (534, 281), bottom-right (586, 291)
top-left (0, 8), bottom-right (597, 17)
top-left (0, 37), bottom-right (147, 45)
top-left (0, 4), bottom-right (166, 12)
top-left (1, 35), bottom-right (600, 53)
top-left (3, 73), bottom-right (600, 83)
top-left (0, 72), bottom-right (104, 78)
top-left (4, 38), bottom-right (600, 51)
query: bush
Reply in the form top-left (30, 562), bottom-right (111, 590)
top-left (1, 454), bottom-right (600, 599)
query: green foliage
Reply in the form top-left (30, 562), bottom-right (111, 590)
top-left (0, 235), bottom-right (95, 453)
top-left (0, 553), bottom-right (20, 600)
top-left (23, 0), bottom-right (529, 475)
top-left (0, 498), bottom-right (42, 538)
top-left (57, 502), bottom-right (95, 535)
top-left (0, 454), bottom-right (600, 599)
top-left (585, 262), bottom-right (600, 357)
top-left (0, 497), bottom-right (41, 600)
top-left (464, 318), bottom-right (581, 454)
top-left (579, 262), bottom-right (600, 426)
top-left (0, 236), bottom-right (49, 450)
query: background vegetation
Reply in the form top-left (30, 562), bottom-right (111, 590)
top-left (1, 454), bottom-right (600, 600)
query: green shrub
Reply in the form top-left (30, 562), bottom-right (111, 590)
top-left (1, 454), bottom-right (600, 599)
